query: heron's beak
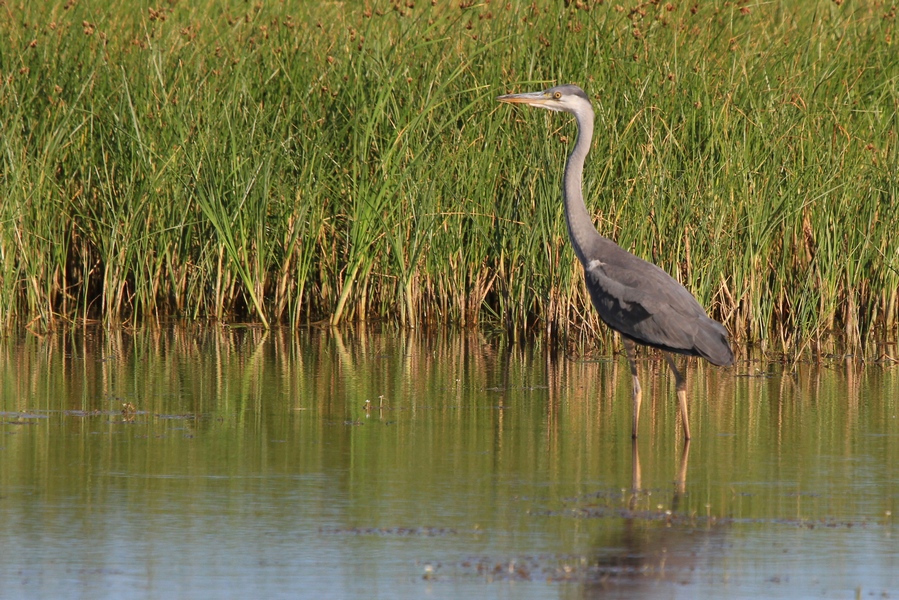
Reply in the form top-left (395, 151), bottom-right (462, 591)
top-left (496, 90), bottom-right (550, 106)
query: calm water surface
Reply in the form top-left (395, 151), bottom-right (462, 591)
top-left (1, 328), bottom-right (898, 599)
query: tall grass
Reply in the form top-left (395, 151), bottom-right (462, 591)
top-left (1, 1), bottom-right (897, 355)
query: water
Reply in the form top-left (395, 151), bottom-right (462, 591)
top-left (1, 328), bottom-right (897, 598)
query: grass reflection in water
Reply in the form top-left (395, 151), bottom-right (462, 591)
top-left (0, 328), bottom-right (897, 598)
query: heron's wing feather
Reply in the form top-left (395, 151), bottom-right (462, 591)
top-left (584, 254), bottom-right (710, 352)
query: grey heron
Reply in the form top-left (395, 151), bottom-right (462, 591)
top-left (497, 84), bottom-right (734, 440)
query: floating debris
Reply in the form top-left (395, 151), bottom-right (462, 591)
top-left (1, 411), bottom-right (48, 424)
top-left (319, 526), bottom-right (457, 537)
top-left (121, 402), bottom-right (136, 422)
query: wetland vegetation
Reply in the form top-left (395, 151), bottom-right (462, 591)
top-left (2, 0), bottom-right (898, 356)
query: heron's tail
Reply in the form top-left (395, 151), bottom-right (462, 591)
top-left (694, 319), bottom-right (735, 367)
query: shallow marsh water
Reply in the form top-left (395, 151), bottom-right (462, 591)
top-left (1, 328), bottom-right (897, 599)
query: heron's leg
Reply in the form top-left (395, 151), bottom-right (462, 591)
top-left (676, 439), bottom-right (690, 494)
top-left (663, 352), bottom-right (691, 441)
top-left (623, 338), bottom-right (642, 439)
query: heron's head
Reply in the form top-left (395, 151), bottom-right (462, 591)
top-left (496, 84), bottom-right (591, 114)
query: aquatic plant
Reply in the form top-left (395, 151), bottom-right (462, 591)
top-left (1, 1), bottom-right (897, 355)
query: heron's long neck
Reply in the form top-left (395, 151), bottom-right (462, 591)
top-left (563, 107), bottom-right (596, 267)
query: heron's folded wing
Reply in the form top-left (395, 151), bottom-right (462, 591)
top-left (584, 257), bottom-right (708, 352)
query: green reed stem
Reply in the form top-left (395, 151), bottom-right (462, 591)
top-left (1, 1), bottom-right (897, 356)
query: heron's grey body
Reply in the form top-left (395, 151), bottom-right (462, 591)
top-left (498, 84), bottom-right (733, 440)
top-left (581, 236), bottom-right (733, 365)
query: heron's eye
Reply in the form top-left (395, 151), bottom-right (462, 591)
top-left (553, 91), bottom-right (562, 99)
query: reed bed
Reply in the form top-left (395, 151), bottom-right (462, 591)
top-left (1, 0), bottom-right (898, 355)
